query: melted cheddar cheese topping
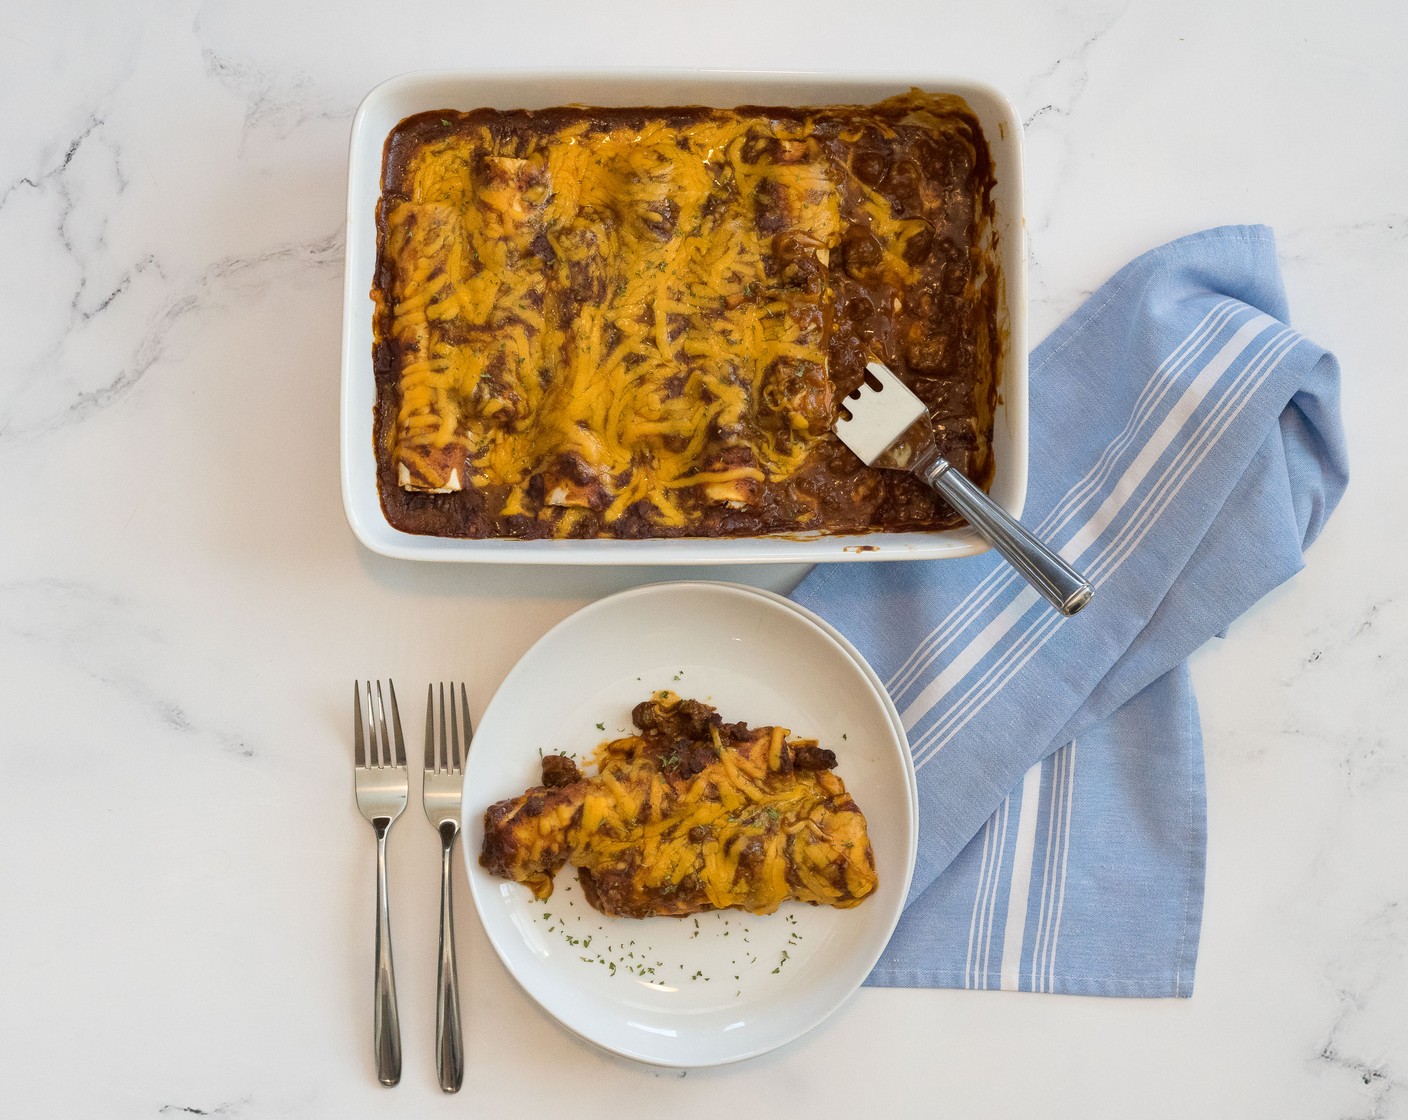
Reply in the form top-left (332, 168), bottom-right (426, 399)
top-left (374, 95), bottom-right (973, 535)
top-left (479, 693), bottom-right (877, 918)
top-left (368, 92), bottom-right (996, 538)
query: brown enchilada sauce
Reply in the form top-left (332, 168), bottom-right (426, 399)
top-left (372, 96), bottom-right (1000, 540)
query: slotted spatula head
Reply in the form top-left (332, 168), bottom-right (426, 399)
top-left (834, 361), bottom-right (932, 467)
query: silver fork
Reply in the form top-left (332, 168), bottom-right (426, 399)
top-left (353, 680), bottom-right (408, 1086)
top-left (424, 683), bottom-right (469, 1093)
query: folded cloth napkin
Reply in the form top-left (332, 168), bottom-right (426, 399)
top-left (790, 226), bottom-right (1348, 996)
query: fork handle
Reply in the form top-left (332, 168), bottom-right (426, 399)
top-left (372, 822), bottom-right (402, 1086)
top-left (435, 824), bottom-right (465, 1092)
top-left (916, 450), bottom-right (1093, 616)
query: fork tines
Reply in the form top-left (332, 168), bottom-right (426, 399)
top-left (425, 682), bottom-right (471, 774)
top-left (355, 679), bottom-right (407, 770)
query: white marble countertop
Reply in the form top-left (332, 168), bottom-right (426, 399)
top-left (3, 1), bottom-right (1404, 1115)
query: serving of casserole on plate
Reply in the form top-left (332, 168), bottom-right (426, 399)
top-left (340, 71), bottom-right (1027, 563)
top-left (461, 581), bottom-right (917, 1066)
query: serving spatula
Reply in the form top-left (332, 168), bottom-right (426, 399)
top-left (834, 361), bottom-right (1092, 616)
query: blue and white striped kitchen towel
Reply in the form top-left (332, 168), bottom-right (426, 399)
top-left (792, 226), bottom-right (1348, 996)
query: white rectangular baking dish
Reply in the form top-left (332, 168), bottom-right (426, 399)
top-left (340, 70), bottom-right (1027, 564)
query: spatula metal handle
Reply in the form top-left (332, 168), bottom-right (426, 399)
top-left (917, 451), bottom-right (1093, 616)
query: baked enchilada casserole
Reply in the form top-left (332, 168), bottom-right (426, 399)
top-left (480, 692), bottom-right (877, 918)
top-left (372, 91), bottom-right (1000, 540)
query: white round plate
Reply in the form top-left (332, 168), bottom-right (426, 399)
top-left (462, 580), bottom-right (917, 1067)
